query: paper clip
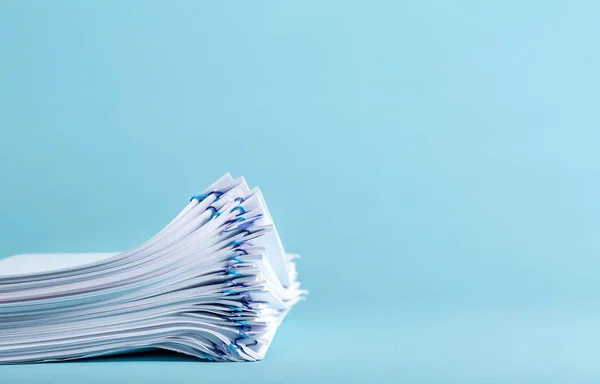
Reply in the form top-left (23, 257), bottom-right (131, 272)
top-left (229, 240), bottom-right (250, 248)
top-left (202, 352), bottom-right (214, 361)
top-left (224, 216), bottom-right (246, 226)
top-left (190, 190), bottom-right (223, 202)
top-left (224, 269), bottom-right (242, 278)
top-left (229, 343), bottom-right (240, 355)
top-left (206, 206), bottom-right (221, 220)
top-left (222, 214), bottom-right (263, 233)
top-left (212, 342), bottom-right (227, 359)
top-left (231, 206), bottom-right (247, 215)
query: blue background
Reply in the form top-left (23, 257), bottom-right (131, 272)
top-left (1, 1), bottom-right (600, 383)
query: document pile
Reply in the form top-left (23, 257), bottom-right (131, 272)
top-left (0, 174), bottom-right (304, 363)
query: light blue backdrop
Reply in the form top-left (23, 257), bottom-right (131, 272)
top-left (1, 1), bottom-right (600, 383)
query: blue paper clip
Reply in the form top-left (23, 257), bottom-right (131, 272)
top-left (229, 343), bottom-right (240, 355)
top-left (190, 190), bottom-right (223, 202)
top-left (229, 240), bottom-right (248, 248)
top-left (224, 216), bottom-right (246, 226)
top-left (222, 214), bottom-right (263, 233)
top-left (212, 342), bottom-right (227, 359)
top-left (223, 269), bottom-right (242, 278)
top-left (231, 206), bottom-right (247, 215)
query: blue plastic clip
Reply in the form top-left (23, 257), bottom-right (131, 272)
top-left (229, 343), bottom-right (240, 355)
top-left (229, 240), bottom-right (245, 248)
top-left (190, 193), bottom-right (208, 202)
top-left (231, 206), bottom-right (247, 215)
top-left (224, 216), bottom-right (246, 226)
top-left (212, 342), bottom-right (227, 359)
top-left (223, 269), bottom-right (242, 277)
top-left (190, 191), bottom-right (223, 202)
top-left (222, 214), bottom-right (263, 233)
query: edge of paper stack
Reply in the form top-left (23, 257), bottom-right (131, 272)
top-left (0, 173), bottom-right (306, 363)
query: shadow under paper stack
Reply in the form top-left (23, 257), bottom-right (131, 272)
top-left (0, 174), bottom-right (305, 363)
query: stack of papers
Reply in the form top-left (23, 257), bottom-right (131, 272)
top-left (0, 174), bottom-right (305, 363)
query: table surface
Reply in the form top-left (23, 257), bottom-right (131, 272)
top-left (2, 306), bottom-right (600, 384)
